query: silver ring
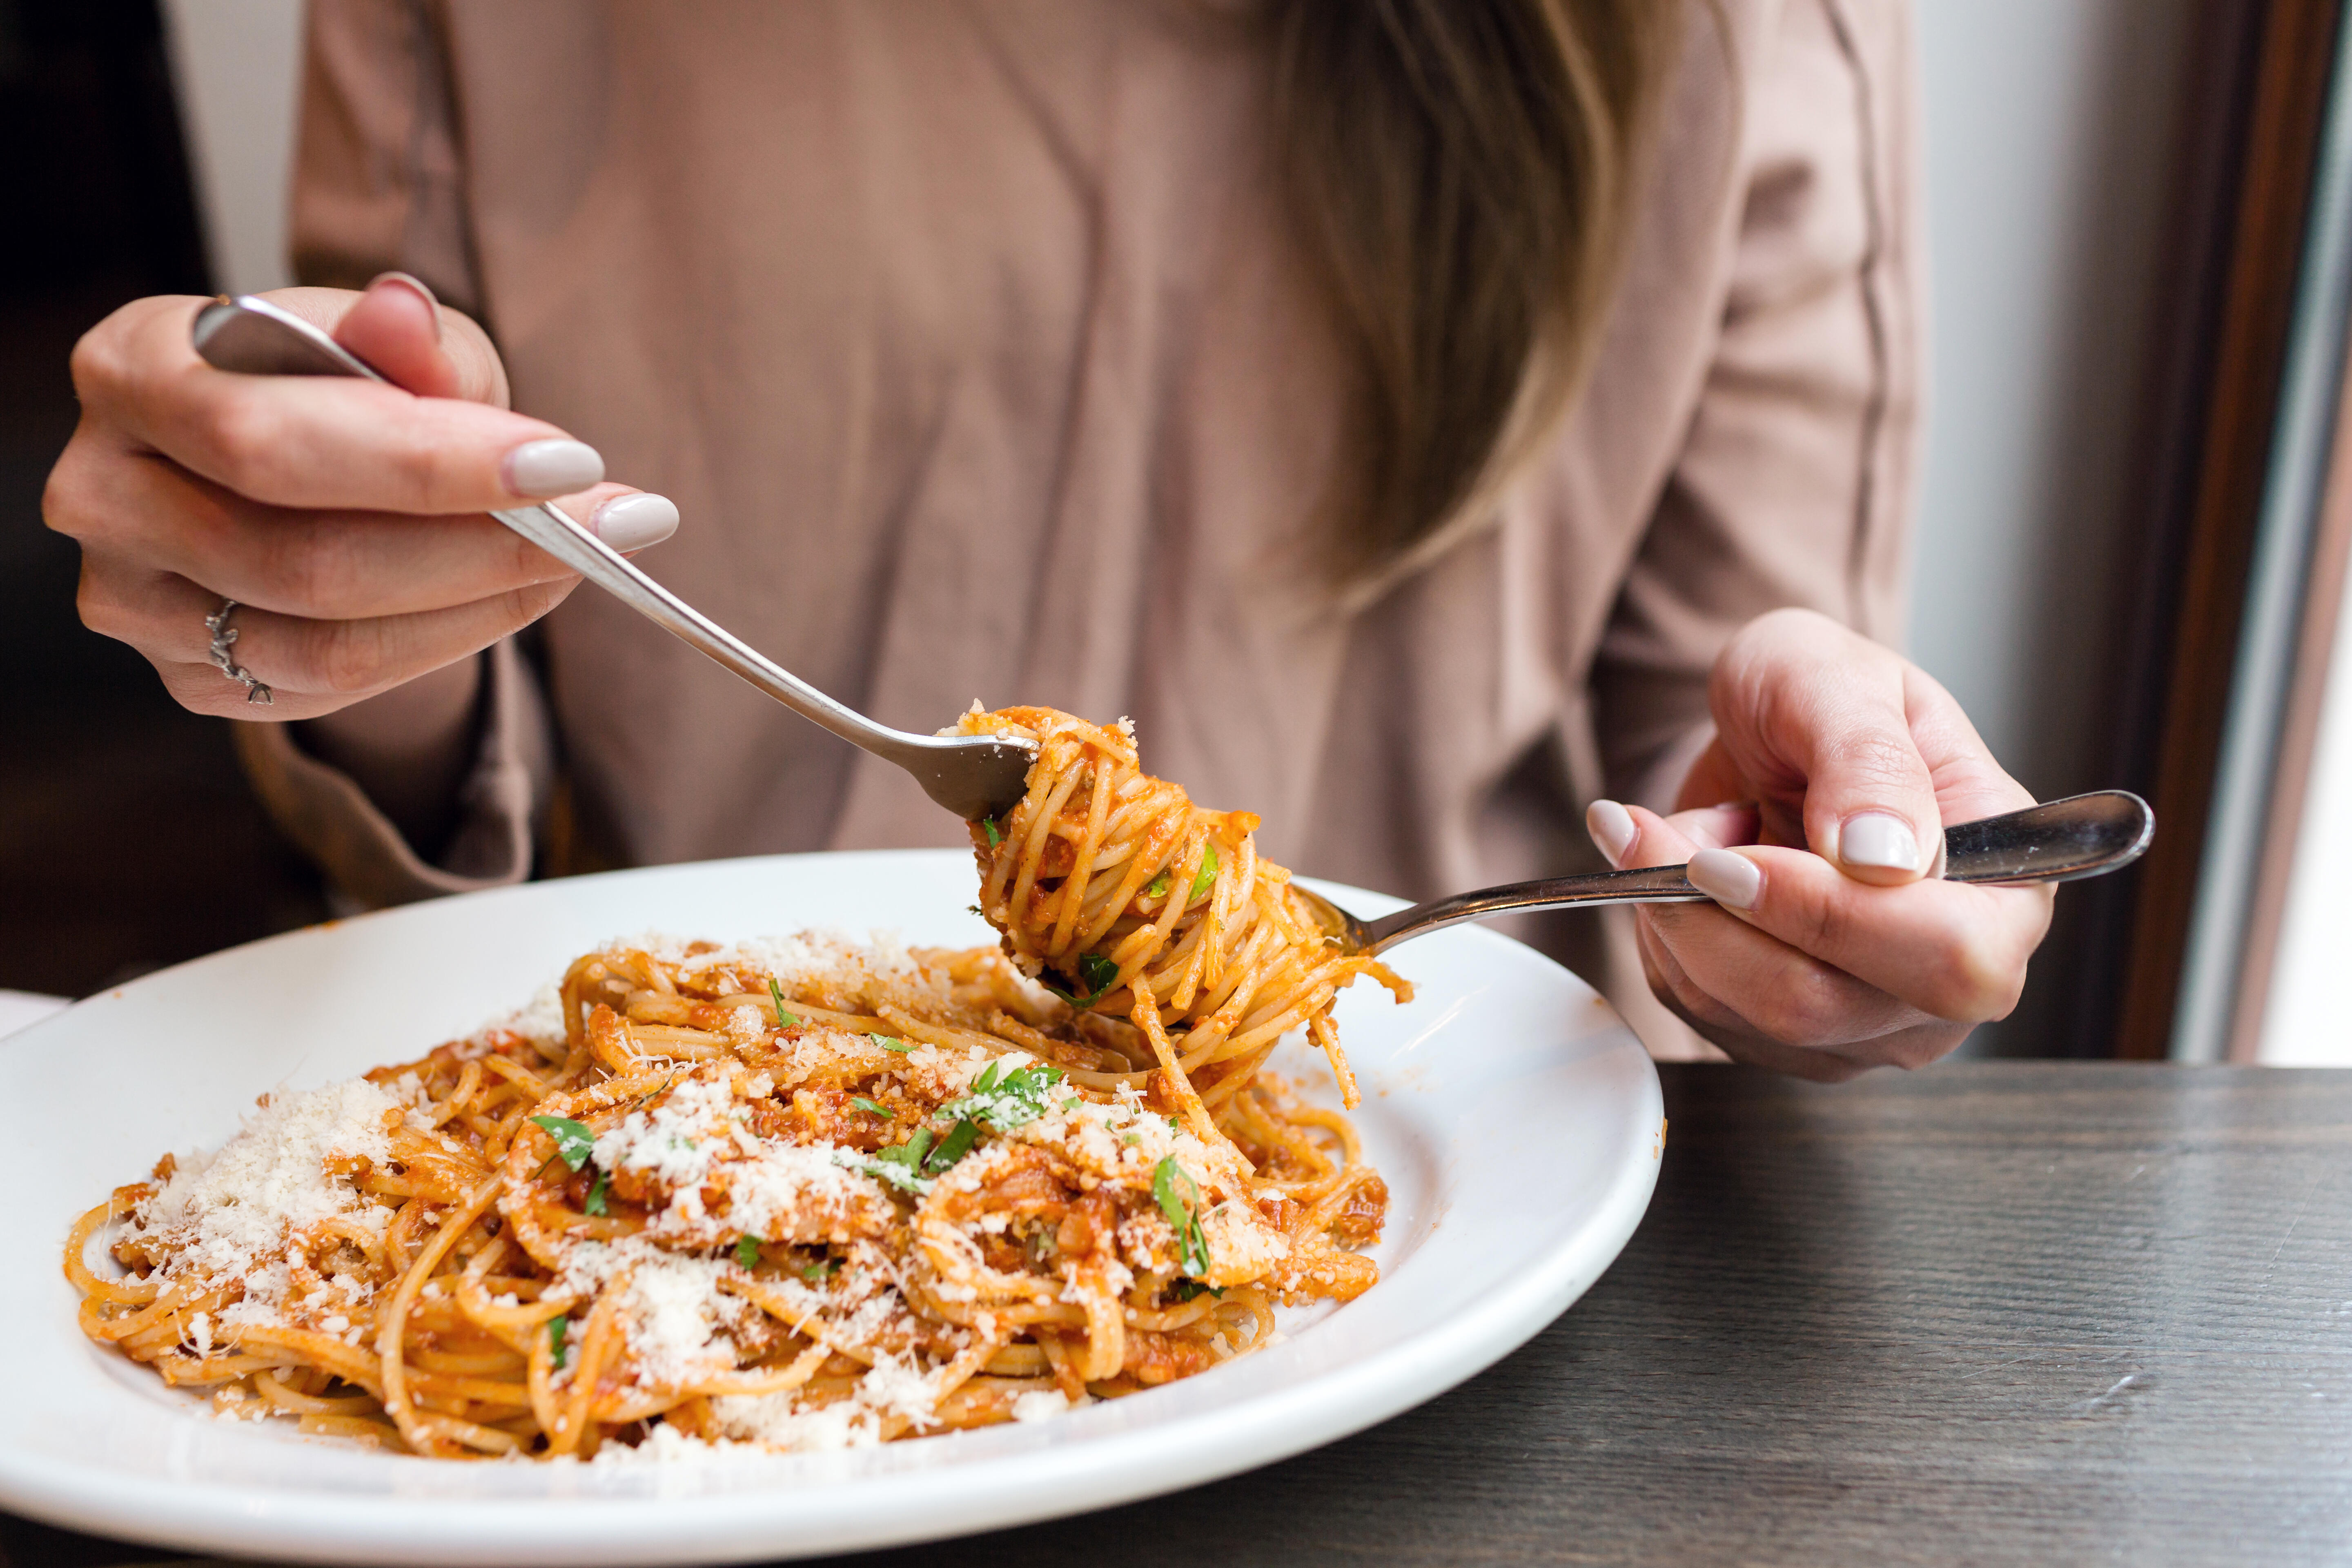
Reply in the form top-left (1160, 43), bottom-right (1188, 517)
top-left (203, 599), bottom-right (273, 706)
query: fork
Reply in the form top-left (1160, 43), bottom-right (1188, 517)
top-left (1295, 790), bottom-right (2154, 956)
top-left (189, 294), bottom-right (1036, 820)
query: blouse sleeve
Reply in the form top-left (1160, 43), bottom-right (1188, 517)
top-left (1592, 0), bottom-right (1924, 813)
top-left (231, 0), bottom-right (552, 907)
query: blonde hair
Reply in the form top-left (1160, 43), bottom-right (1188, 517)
top-left (1268, 0), bottom-right (1682, 588)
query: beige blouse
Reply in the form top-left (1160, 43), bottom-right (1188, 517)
top-left (241, 0), bottom-right (1923, 1062)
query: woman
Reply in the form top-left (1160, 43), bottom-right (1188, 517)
top-left (45, 0), bottom-right (2048, 1079)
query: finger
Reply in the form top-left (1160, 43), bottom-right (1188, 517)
top-left (87, 555), bottom-right (580, 712)
top-left (1902, 662), bottom-right (2038, 827)
top-left (1590, 799), bottom-right (1759, 870)
top-left (229, 281), bottom-right (510, 407)
top-left (61, 446), bottom-right (672, 619)
top-left (1680, 840), bottom-right (2055, 1023)
top-left (330, 274), bottom-right (464, 398)
top-left (1618, 804), bottom-right (1923, 1041)
top-left (1632, 917), bottom-right (1956, 1081)
top-left (70, 294), bottom-right (599, 514)
top-left (1719, 615), bottom-right (1945, 884)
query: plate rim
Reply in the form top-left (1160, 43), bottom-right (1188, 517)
top-left (0, 849), bottom-right (1662, 1564)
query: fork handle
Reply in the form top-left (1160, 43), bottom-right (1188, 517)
top-left (189, 294), bottom-right (955, 773)
top-left (1355, 790), bottom-right (2154, 954)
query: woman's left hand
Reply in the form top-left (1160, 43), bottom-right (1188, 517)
top-left (1586, 608), bottom-right (2054, 1080)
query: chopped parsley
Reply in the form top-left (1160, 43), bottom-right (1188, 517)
top-left (928, 1118), bottom-right (980, 1172)
top-left (863, 1129), bottom-right (937, 1193)
top-left (852, 1096), bottom-right (893, 1118)
top-left (529, 1114), bottom-right (596, 1172)
top-left (1153, 1156), bottom-right (1212, 1278)
top-left (1148, 845), bottom-right (1220, 903)
top-left (735, 1234), bottom-right (763, 1270)
top-left (801, 1258), bottom-right (838, 1283)
top-left (871, 1033), bottom-right (912, 1054)
top-left (547, 1314), bottom-right (569, 1371)
top-left (583, 1169), bottom-right (609, 1216)
top-left (944, 1059), bottom-right (1067, 1131)
top-left (1044, 952), bottom-right (1121, 1007)
top-left (768, 978), bottom-right (799, 1029)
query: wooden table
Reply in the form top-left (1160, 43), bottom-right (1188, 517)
top-left (8, 1063), bottom-right (2348, 1567)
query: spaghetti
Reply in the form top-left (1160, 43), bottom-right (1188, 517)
top-left (956, 705), bottom-right (1410, 1130)
top-left (67, 713), bottom-right (1407, 1460)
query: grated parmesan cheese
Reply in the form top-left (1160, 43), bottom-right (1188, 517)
top-left (133, 1079), bottom-right (399, 1307)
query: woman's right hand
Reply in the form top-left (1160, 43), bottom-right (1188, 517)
top-left (44, 274), bottom-right (677, 722)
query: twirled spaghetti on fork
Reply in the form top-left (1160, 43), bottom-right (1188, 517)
top-left (66, 710), bottom-right (1406, 1459)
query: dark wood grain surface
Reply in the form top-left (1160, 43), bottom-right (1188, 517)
top-left (9, 1062), bottom-right (2349, 1568)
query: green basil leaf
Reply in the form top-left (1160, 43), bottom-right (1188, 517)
top-left (927, 1118), bottom-right (980, 1172)
top-left (736, 1234), bottom-right (762, 1270)
top-left (583, 1169), bottom-right (609, 1216)
top-left (1152, 1155), bottom-right (1212, 1278)
top-left (768, 979), bottom-right (800, 1029)
top-left (1192, 842), bottom-right (1219, 900)
top-left (942, 1062), bottom-right (1066, 1131)
top-left (984, 817), bottom-right (1002, 848)
top-left (548, 1314), bottom-right (570, 1371)
top-left (529, 1114), bottom-right (596, 1172)
top-left (871, 1033), bottom-right (912, 1054)
top-left (852, 1096), bottom-right (893, 1118)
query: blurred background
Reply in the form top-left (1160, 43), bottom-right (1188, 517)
top-left (7, 0), bottom-right (2351, 1064)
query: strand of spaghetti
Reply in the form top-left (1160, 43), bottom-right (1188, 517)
top-left (62, 1189), bottom-right (157, 1302)
top-left (1048, 745), bottom-right (1116, 954)
top-left (680, 1340), bottom-right (830, 1399)
top-left (1129, 993), bottom-right (1219, 1147)
top-left (544, 1290), bottom-right (621, 1459)
top-left (427, 1060), bottom-right (484, 1128)
top-left (376, 1177), bottom-right (501, 1455)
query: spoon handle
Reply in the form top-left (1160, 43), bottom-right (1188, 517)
top-left (1354, 790), bottom-right (2153, 955)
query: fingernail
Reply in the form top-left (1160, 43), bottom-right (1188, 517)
top-left (503, 439), bottom-right (605, 498)
top-left (591, 492), bottom-right (679, 552)
top-left (1686, 848), bottom-right (1762, 911)
top-left (368, 271), bottom-right (441, 341)
top-left (1840, 812), bottom-right (1922, 873)
top-left (1586, 799), bottom-right (1635, 868)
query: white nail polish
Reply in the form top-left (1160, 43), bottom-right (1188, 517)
top-left (592, 492), bottom-right (679, 552)
top-left (1686, 848), bottom-right (1762, 910)
top-left (1587, 799), bottom-right (1635, 868)
top-left (1840, 812), bottom-right (1922, 873)
top-left (503, 439), bottom-right (605, 498)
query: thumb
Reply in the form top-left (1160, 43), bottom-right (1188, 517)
top-left (1796, 682), bottom-right (1944, 887)
top-left (332, 272), bottom-right (462, 397)
top-left (260, 276), bottom-right (511, 407)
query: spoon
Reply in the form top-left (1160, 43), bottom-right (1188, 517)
top-left (189, 294), bottom-right (1036, 821)
top-left (1296, 790), bottom-right (2154, 957)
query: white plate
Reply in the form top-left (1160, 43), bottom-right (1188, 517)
top-left (0, 851), bottom-right (1661, 1565)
